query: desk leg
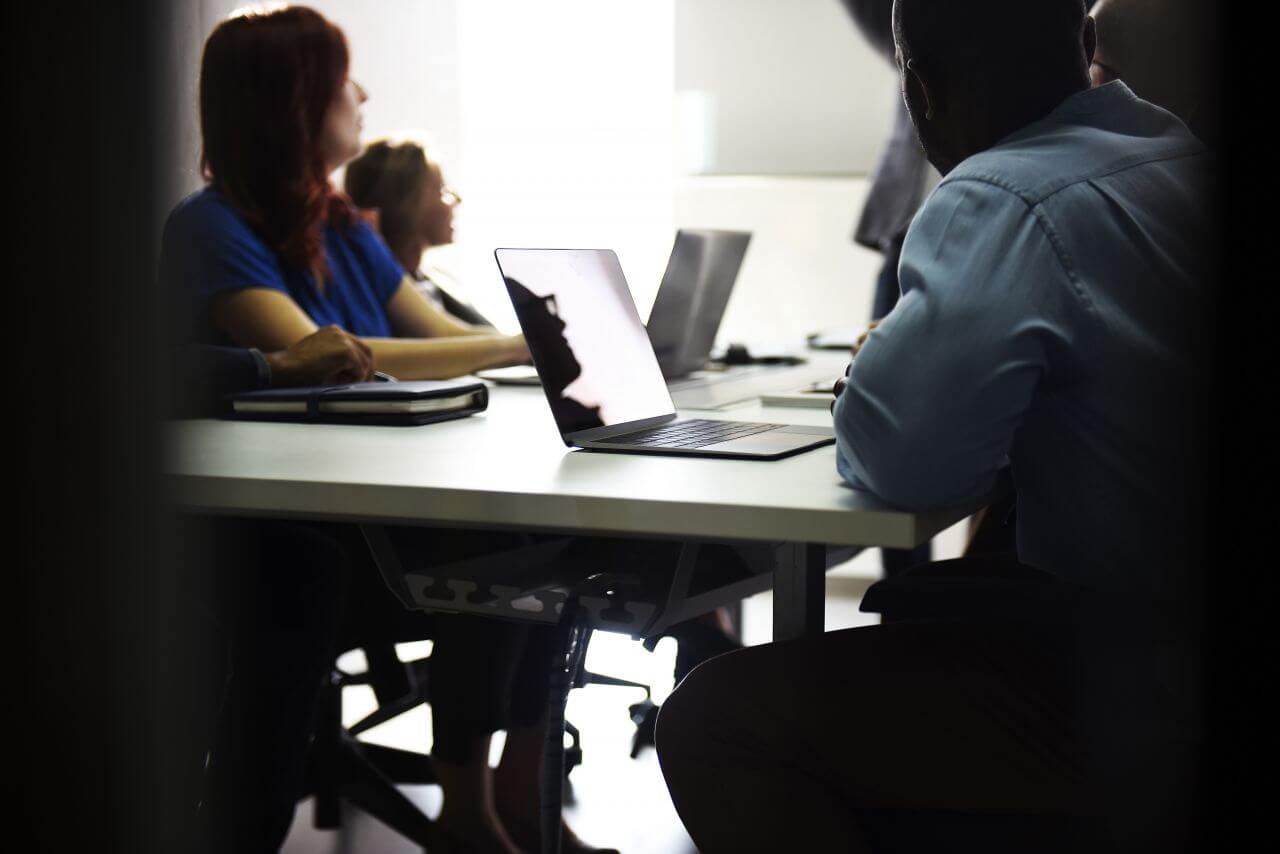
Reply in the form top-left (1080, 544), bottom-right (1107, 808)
top-left (542, 601), bottom-right (592, 854)
top-left (773, 543), bottom-right (826, 641)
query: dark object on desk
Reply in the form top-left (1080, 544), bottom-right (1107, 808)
top-left (226, 378), bottom-right (488, 426)
top-left (717, 342), bottom-right (806, 367)
top-left (806, 328), bottom-right (862, 350)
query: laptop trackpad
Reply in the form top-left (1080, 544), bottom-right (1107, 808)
top-left (701, 427), bottom-right (833, 455)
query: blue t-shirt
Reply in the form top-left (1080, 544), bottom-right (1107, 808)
top-left (161, 187), bottom-right (405, 343)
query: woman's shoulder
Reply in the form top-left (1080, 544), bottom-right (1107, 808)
top-left (164, 186), bottom-right (261, 247)
top-left (328, 213), bottom-right (405, 301)
top-left (331, 214), bottom-right (404, 270)
top-left (336, 212), bottom-right (387, 250)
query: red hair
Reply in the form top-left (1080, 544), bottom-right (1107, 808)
top-left (199, 5), bottom-right (360, 283)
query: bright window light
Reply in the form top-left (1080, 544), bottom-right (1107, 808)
top-left (429, 0), bottom-right (676, 332)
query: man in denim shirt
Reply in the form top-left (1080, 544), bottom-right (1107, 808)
top-left (658, 2), bottom-right (1210, 851)
top-left (833, 2), bottom-right (1209, 593)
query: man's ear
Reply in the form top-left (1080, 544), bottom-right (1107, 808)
top-left (904, 58), bottom-right (935, 121)
top-left (1083, 15), bottom-right (1097, 66)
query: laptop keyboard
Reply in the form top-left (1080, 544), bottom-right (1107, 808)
top-left (601, 419), bottom-right (780, 449)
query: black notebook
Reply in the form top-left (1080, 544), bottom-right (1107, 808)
top-left (227, 378), bottom-right (489, 426)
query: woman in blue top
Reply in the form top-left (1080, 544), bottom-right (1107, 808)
top-left (161, 7), bottom-right (528, 378)
top-left (165, 8), bottom-right (619, 854)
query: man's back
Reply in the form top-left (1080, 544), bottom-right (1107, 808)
top-left (835, 82), bottom-right (1210, 591)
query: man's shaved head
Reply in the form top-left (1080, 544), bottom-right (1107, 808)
top-left (893, 0), bottom-right (1090, 95)
top-left (891, 0), bottom-right (1094, 173)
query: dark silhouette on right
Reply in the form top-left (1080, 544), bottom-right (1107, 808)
top-left (506, 277), bottom-right (604, 433)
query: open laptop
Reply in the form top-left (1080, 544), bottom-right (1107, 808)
top-left (494, 248), bottom-right (834, 460)
top-left (479, 229), bottom-right (751, 386)
top-left (645, 229), bottom-right (833, 410)
top-left (646, 229), bottom-right (751, 379)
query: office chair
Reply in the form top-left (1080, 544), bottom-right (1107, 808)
top-left (854, 556), bottom-right (1189, 854)
top-left (851, 558), bottom-right (1086, 853)
top-left (629, 616), bottom-right (744, 757)
top-left (304, 634), bottom-right (651, 845)
top-left (303, 640), bottom-right (445, 848)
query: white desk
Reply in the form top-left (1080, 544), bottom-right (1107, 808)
top-left (168, 352), bottom-right (985, 640)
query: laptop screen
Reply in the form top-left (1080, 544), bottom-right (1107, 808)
top-left (647, 229), bottom-right (751, 379)
top-left (496, 249), bottom-right (675, 436)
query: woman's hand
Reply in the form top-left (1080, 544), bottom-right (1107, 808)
top-left (265, 325), bottom-right (374, 386)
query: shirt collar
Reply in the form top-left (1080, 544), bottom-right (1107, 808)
top-left (997, 81), bottom-right (1138, 148)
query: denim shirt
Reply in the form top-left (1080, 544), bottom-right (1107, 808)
top-left (833, 83), bottom-right (1211, 591)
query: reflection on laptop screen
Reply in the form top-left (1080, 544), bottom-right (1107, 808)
top-left (496, 249), bottom-right (675, 435)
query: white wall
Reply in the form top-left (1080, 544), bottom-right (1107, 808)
top-left (160, 1), bottom-right (891, 338)
top-left (676, 175), bottom-right (882, 345)
top-left (162, 0), bottom-right (242, 202)
top-left (667, 0), bottom-right (899, 346)
top-left (437, 0), bottom-right (677, 330)
top-left (310, 0), bottom-right (463, 180)
top-left (675, 0), bottom-right (900, 176)
top-left (162, 0), bottom-right (461, 206)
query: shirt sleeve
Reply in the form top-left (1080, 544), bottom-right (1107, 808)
top-left (160, 192), bottom-right (289, 315)
top-left (833, 178), bottom-right (1083, 509)
top-left (172, 345), bottom-right (264, 417)
top-left (349, 220), bottom-right (406, 306)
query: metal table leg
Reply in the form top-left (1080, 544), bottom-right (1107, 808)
top-left (772, 542), bottom-right (826, 641)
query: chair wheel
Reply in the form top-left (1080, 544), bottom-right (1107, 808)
top-left (564, 744), bottom-right (583, 776)
top-left (628, 699), bottom-right (659, 758)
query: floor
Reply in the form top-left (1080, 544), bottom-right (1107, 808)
top-left (281, 527), bottom-right (966, 854)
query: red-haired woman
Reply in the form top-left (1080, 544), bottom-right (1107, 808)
top-left (163, 8), bottom-right (615, 853)
top-left (162, 6), bottom-right (527, 376)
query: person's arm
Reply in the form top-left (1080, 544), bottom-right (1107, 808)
top-left (176, 328), bottom-right (373, 417)
top-left (209, 287), bottom-right (527, 380)
top-left (260, 325), bottom-right (375, 387)
top-left (832, 180), bottom-right (1085, 509)
top-left (355, 333), bottom-right (528, 380)
top-left (177, 346), bottom-right (266, 416)
top-left (385, 276), bottom-right (492, 337)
